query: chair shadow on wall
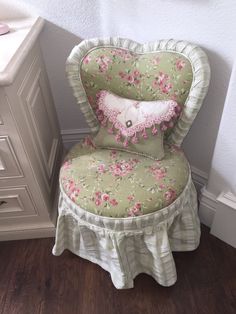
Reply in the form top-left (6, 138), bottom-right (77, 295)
top-left (39, 21), bottom-right (87, 139)
top-left (183, 48), bottom-right (232, 171)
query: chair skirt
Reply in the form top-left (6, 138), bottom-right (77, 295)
top-left (52, 173), bottom-right (200, 289)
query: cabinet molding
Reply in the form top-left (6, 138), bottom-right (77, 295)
top-left (0, 18), bottom-right (62, 241)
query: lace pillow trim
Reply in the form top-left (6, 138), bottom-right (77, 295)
top-left (96, 90), bottom-right (181, 147)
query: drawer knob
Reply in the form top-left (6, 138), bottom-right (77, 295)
top-left (0, 201), bottom-right (7, 206)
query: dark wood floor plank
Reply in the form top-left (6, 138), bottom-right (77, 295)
top-left (0, 225), bottom-right (235, 314)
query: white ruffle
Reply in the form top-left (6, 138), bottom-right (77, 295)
top-left (52, 173), bottom-right (200, 289)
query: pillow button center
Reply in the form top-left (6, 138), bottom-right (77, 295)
top-left (126, 120), bottom-right (132, 128)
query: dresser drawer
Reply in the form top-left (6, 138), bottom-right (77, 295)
top-left (0, 186), bottom-right (37, 219)
top-left (0, 136), bottom-right (23, 179)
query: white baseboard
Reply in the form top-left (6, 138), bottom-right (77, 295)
top-left (61, 128), bottom-right (90, 149)
top-left (199, 187), bottom-right (217, 227)
top-left (190, 167), bottom-right (217, 227)
top-left (210, 192), bottom-right (236, 248)
top-left (0, 223), bottom-right (55, 241)
top-left (191, 166), bottom-right (208, 195)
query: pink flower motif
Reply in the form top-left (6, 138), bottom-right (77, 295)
top-left (164, 188), bottom-right (177, 204)
top-left (133, 70), bottom-right (140, 77)
top-left (95, 55), bottom-right (112, 73)
top-left (108, 127), bottom-right (114, 134)
top-left (152, 57), bottom-right (160, 65)
top-left (63, 179), bottom-right (81, 202)
top-left (115, 133), bottom-right (121, 143)
top-left (169, 145), bottom-right (183, 153)
top-left (127, 75), bottom-right (135, 84)
top-left (150, 166), bottom-right (167, 180)
top-left (155, 169), bottom-right (166, 180)
top-left (157, 72), bottom-right (168, 85)
top-left (105, 75), bottom-right (113, 81)
top-left (171, 94), bottom-right (177, 101)
top-left (62, 161), bottom-right (71, 170)
top-left (127, 195), bottom-right (135, 201)
top-left (101, 193), bottom-right (110, 201)
top-left (111, 49), bottom-right (119, 56)
top-left (83, 136), bottom-right (95, 148)
top-left (134, 79), bottom-right (140, 85)
top-left (119, 70), bottom-right (141, 85)
top-left (176, 59), bottom-right (186, 71)
top-left (161, 83), bottom-right (172, 94)
top-left (127, 204), bottom-right (143, 217)
top-left (66, 179), bottom-right (75, 191)
top-left (152, 80), bottom-right (159, 89)
top-left (159, 183), bottom-right (166, 190)
top-left (134, 202), bottom-right (141, 209)
top-left (83, 55), bottom-right (91, 64)
top-left (110, 150), bottom-right (117, 158)
top-left (97, 164), bottom-right (106, 173)
top-left (99, 63), bottom-right (109, 73)
top-left (153, 72), bottom-right (171, 91)
top-left (118, 71), bottom-right (126, 78)
top-left (95, 199), bottom-right (102, 206)
top-left (110, 198), bottom-right (118, 206)
top-left (95, 191), bottom-right (102, 197)
top-left (109, 160), bottom-right (135, 177)
top-left (111, 49), bottom-right (133, 60)
top-left (96, 55), bottom-right (111, 65)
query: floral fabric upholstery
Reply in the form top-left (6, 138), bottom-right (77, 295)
top-left (81, 47), bottom-right (193, 139)
top-left (60, 138), bottom-right (189, 218)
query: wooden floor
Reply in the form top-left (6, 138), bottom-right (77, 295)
top-left (0, 225), bottom-right (235, 314)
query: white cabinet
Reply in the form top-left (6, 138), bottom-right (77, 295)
top-left (0, 17), bottom-right (62, 240)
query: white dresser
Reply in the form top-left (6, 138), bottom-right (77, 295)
top-left (0, 17), bottom-right (62, 240)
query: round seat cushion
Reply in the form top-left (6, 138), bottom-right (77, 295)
top-left (60, 138), bottom-right (190, 218)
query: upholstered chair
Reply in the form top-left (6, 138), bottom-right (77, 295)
top-left (53, 38), bottom-right (210, 289)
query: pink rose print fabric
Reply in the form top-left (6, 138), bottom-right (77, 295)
top-left (60, 138), bottom-right (189, 218)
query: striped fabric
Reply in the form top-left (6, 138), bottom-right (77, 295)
top-left (53, 177), bottom-right (200, 289)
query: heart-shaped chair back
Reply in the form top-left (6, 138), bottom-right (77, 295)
top-left (66, 38), bottom-right (210, 145)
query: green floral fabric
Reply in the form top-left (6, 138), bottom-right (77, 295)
top-left (93, 122), bottom-right (165, 160)
top-left (80, 47), bottom-right (193, 115)
top-left (60, 137), bottom-right (189, 218)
